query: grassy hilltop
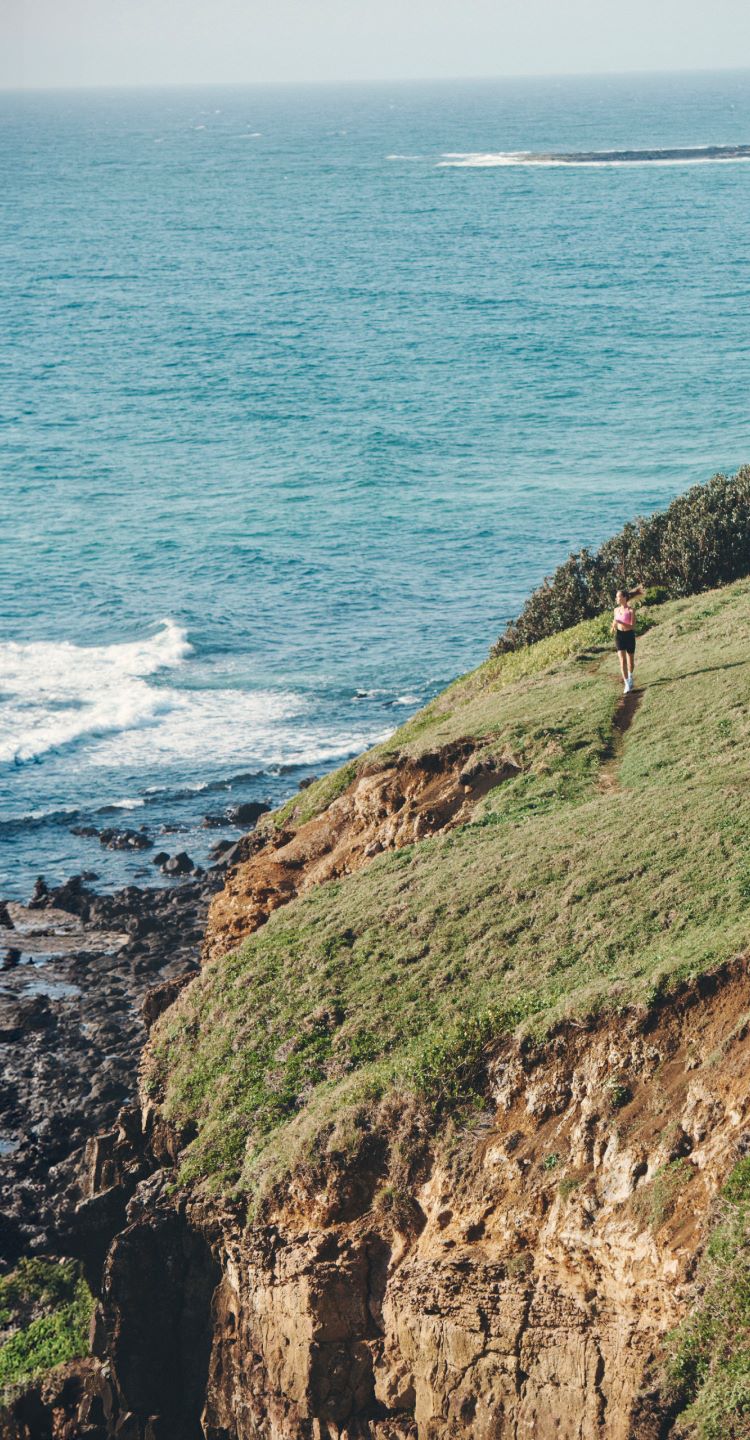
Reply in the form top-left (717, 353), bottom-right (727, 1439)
top-left (148, 576), bottom-right (750, 1203)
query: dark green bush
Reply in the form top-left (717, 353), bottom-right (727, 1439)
top-left (493, 468), bottom-right (750, 653)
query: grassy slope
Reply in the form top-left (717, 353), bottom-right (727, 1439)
top-left (148, 580), bottom-right (750, 1210)
top-left (270, 608), bottom-right (626, 828)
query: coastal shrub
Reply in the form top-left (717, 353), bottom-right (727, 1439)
top-left (0, 1260), bottom-right (93, 1395)
top-left (666, 1158), bottom-right (750, 1437)
top-left (492, 467), bottom-right (750, 652)
top-left (407, 997), bottom-right (541, 1112)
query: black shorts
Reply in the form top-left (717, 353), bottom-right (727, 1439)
top-left (615, 630), bottom-right (636, 655)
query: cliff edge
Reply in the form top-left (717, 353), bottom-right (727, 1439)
top-left (4, 581), bottom-right (750, 1439)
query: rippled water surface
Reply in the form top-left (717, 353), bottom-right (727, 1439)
top-left (2, 72), bottom-right (749, 895)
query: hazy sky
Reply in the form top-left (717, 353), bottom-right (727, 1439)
top-left (3, 0), bottom-right (750, 90)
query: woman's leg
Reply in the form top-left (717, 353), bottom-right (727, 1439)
top-left (617, 648), bottom-right (628, 682)
top-left (627, 651), bottom-right (635, 678)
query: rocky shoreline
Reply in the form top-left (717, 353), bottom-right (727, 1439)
top-left (0, 862), bottom-right (224, 1267)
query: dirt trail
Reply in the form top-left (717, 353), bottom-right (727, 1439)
top-left (598, 684), bottom-right (644, 792)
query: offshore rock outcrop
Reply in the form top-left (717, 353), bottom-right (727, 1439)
top-left (6, 957), bottom-right (747, 1439)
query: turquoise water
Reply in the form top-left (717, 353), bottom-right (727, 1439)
top-left (2, 72), bottom-right (749, 896)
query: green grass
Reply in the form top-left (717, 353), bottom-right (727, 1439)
top-left (146, 578), bottom-right (750, 1208)
top-left (0, 1260), bottom-right (93, 1396)
top-left (270, 607), bottom-right (656, 830)
top-left (666, 1158), bottom-right (750, 1438)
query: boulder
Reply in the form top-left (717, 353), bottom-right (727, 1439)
top-left (225, 800), bottom-right (271, 827)
top-left (161, 853), bottom-right (194, 877)
top-left (99, 829), bottom-right (152, 852)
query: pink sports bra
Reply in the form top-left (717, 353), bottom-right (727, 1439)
top-left (616, 606), bottom-right (634, 627)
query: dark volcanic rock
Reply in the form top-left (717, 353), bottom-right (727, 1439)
top-left (0, 868), bottom-right (221, 1264)
top-left (0, 1355), bottom-right (115, 1439)
top-left (101, 1203), bottom-right (221, 1440)
top-left (160, 852), bottom-right (194, 876)
top-left (142, 972), bottom-right (195, 1030)
top-left (203, 800), bottom-right (271, 829)
top-left (216, 830), bottom-right (268, 870)
top-left (98, 829), bottom-right (152, 852)
top-left (43, 874), bottom-right (92, 917)
top-left (29, 876), bottom-right (49, 907)
top-left (201, 813), bottom-right (227, 829)
top-left (225, 800), bottom-right (271, 826)
top-left (217, 841), bottom-right (244, 869)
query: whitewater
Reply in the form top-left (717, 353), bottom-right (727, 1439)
top-left (0, 620), bottom-right (383, 793)
top-left (2, 71), bottom-right (750, 896)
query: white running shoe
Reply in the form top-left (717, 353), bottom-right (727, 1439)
top-left (623, 681), bottom-right (629, 694)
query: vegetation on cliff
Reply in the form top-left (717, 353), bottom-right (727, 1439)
top-left (667, 1156), bottom-right (750, 1438)
top-left (0, 1259), bottom-right (93, 1395)
top-left (146, 577), bottom-right (750, 1218)
top-left (492, 466), bottom-right (750, 652)
top-left (137, 563), bottom-right (750, 1439)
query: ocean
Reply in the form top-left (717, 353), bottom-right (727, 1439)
top-left (2, 70), bottom-right (749, 899)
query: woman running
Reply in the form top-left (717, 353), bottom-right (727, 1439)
top-left (611, 585), bottom-right (645, 693)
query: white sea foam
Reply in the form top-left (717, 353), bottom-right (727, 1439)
top-left (0, 620), bottom-right (192, 765)
top-left (86, 690), bottom-right (379, 774)
top-left (0, 619), bottom-right (388, 777)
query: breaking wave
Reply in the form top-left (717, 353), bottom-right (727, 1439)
top-left (0, 620), bottom-right (389, 777)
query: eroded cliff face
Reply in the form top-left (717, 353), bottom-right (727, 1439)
top-left (5, 709), bottom-right (750, 1440)
top-left (203, 742), bottom-right (518, 963)
top-left (17, 957), bottom-right (745, 1440)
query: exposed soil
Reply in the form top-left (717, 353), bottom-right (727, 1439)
top-left (5, 957), bottom-right (748, 1439)
top-left (204, 740), bottom-right (520, 962)
top-left (598, 684), bottom-right (644, 792)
